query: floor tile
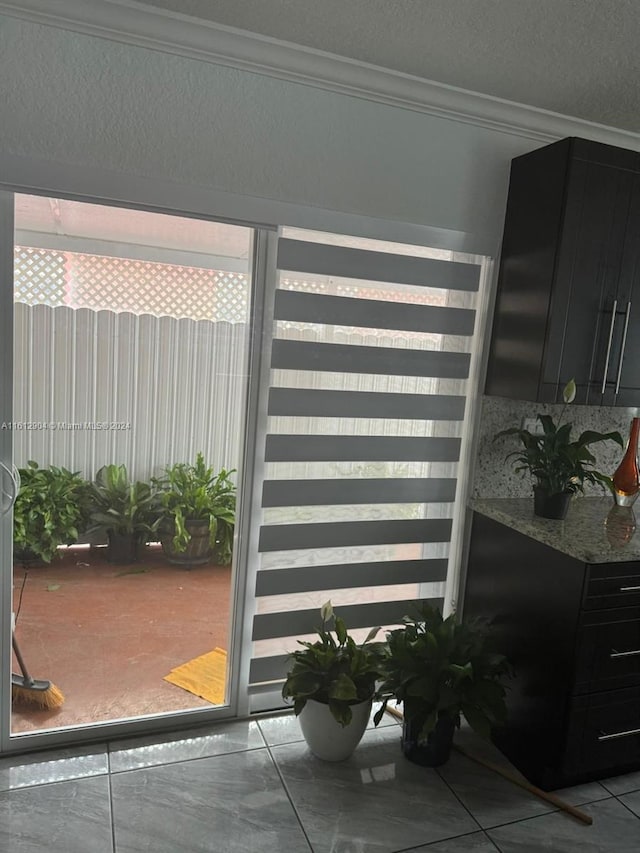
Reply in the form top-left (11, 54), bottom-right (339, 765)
top-left (618, 788), bottom-right (640, 817)
top-left (0, 742), bottom-right (108, 791)
top-left (487, 797), bottom-right (640, 852)
top-left (257, 711), bottom-right (304, 747)
top-left (409, 831), bottom-right (500, 851)
top-left (109, 719), bottom-right (264, 771)
top-left (258, 703), bottom-right (397, 747)
top-left (438, 750), bottom-right (609, 828)
top-left (0, 775), bottom-right (113, 852)
top-left (111, 748), bottom-right (310, 852)
top-left (271, 726), bottom-right (479, 853)
top-left (600, 769), bottom-right (640, 796)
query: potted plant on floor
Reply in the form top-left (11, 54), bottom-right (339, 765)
top-left (88, 464), bottom-right (158, 564)
top-left (375, 603), bottom-right (511, 767)
top-left (282, 601), bottom-right (387, 761)
top-left (153, 453), bottom-right (236, 566)
top-left (493, 378), bottom-right (623, 519)
top-left (13, 461), bottom-right (92, 564)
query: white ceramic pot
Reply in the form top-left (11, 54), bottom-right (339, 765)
top-left (298, 698), bottom-right (372, 761)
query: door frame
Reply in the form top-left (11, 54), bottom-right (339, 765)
top-left (0, 183), bottom-right (274, 755)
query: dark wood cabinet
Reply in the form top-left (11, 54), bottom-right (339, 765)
top-left (486, 137), bottom-right (640, 406)
top-left (464, 512), bottom-right (640, 789)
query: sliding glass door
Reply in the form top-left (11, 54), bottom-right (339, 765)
top-left (2, 191), bottom-right (261, 750)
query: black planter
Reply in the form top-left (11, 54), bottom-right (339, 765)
top-left (533, 486), bottom-right (572, 520)
top-left (107, 531), bottom-right (140, 564)
top-left (401, 714), bottom-right (456, 767)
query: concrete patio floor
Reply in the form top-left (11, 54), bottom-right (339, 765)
top-left (11, 545), bottom-right (232, 734)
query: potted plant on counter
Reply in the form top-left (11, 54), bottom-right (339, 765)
top-left (375, 604), bottom-right (511, 767)
top-left (13, 461), bottom-right (91, 564)
top-left (88, 464), bottom-right (157, 564)
top-left (153, 453), bottom-right (236, 566)
top-left (282, 601), bottom-right (386, 761)
top-left (493, 378), bottom-right (623, 519)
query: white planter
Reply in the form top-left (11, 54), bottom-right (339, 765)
top-left (298, 698), bottom-right (372, 761)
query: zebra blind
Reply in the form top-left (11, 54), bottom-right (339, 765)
top-left (248, 230), bottom-right (483, 711)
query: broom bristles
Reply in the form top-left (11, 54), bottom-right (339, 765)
top-left (12, 682), bottom-right (65, 710)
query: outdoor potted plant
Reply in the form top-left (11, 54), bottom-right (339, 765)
top-left (13, 460), bottom-right (92, 564)
top-left (493, 378), bottom-right (623, 519)
top-left (88, 464), bottom-right (158, 564)
top-left (153, 453), bottom-right (236, 566)
top-left (282, 600), bottom-right (386, 761)
top-left (375, 603), bottom-right (511, 767)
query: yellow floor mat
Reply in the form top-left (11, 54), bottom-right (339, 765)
top-left (163, 647), bottom-right (227, 705)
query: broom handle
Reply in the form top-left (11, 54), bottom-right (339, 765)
top-left (452, 743), bottom-right (593, 826)
top-left (384, 705), bottom-right (593, 826)
top-left (12, 632), bottom-right (34, 685)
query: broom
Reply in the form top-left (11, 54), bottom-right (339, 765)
top-left (11, 632), bottom-right (64, 710)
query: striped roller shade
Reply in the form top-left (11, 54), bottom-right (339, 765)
top-left (248, 233), bottom-right (483, 712)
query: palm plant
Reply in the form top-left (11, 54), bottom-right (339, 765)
top-left (153, 453), bottom-right (236, 564)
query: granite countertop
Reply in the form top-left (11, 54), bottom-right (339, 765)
top-left (469, 496), bottom-right (640, 564)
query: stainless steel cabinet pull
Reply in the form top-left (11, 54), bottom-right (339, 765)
top-left (615, 301), bottom-right (632, 394)
top-left (610, 648), bottom-right (640, 658)
top-left (601, 299), bottom-right (618, 394)
top-left (619, 585), bottom-right (640, 592)
top-left (598, 727), bottom-right (640, 742)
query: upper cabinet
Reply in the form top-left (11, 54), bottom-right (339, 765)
top-left (486, 137), bottom-right (640, 405)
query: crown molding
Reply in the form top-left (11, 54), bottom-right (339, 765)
top-left (2, 0), bottom-right (640, 149)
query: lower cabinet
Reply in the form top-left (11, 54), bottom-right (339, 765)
top-left (464, 512), bottom-right (640, 790)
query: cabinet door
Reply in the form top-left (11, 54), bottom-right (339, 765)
top-left (609, 172), bottom-right (640, 406)
top-left (540, 158), bottom-right (633, 404)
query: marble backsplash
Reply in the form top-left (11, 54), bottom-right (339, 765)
top-left (472, 395), bottom-right (639, 499)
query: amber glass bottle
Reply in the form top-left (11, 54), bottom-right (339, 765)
top-left (613, 418), bottom-right (640, 506)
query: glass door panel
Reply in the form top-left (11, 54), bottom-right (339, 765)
top-left (9, 194), bottom-right (254, 738)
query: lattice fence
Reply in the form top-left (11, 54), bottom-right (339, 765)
top-left (14, 247), bottom-right (250, 322)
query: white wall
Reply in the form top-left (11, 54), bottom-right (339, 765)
top-left (0, 14), bottom-right (546, 255)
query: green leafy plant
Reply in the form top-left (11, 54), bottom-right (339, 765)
top-left (282, 601), bottom-right (387, 727)
top-left (375, 604), bottom-right (511, 742)
top-left (153, 453), bottom-right (236, 563)
top-left (13, 461), bottom-right (91, 563)
top-left (88, 464), bottom-right (157, 539)
top-left (494, 378), bottom-right (623, 496)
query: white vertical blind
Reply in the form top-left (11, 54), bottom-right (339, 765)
top-left (248, 231), bottom-right (485, 711)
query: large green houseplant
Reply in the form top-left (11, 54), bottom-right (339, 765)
top-left (88, 464), bottom-right (158, 564)
top-left (13, 461), bottom-right (91, 564)
top-left (282, 601), bottom-right (386, 760)
top-left (494, 378), bottom-right (623, 519)
top-left (153, 453), bottom-right (236, 566)
top-left (376, 604), bottom-right (511, 766)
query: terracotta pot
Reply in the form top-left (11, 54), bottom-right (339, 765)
top-left (298, 698), bottom-right (372, 761)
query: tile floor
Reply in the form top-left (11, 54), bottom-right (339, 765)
top-left (1, 708), bottom-right (640, 852)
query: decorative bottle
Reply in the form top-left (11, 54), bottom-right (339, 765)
top-left (612, 417), bottom-right (640, 506)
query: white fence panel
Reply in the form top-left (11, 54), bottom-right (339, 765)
top-left (12, 303), bottom-right (250, 481)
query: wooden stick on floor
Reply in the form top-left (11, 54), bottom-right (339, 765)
top-left (384, 706), bottom-right (593, 826)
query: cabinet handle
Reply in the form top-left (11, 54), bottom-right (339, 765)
top-left (619, 585), bottom-right (640, 592)
top-left (615, 301), bottom-right (632, 394)
top-left (601, 299), bottom-right (618, 394)
top-left (610, 648), bottom-right (640, 658)
top-left (598, 727), bottom-right (640, 742)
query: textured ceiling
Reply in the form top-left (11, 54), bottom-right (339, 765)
top-left (136, 0), bottom-right (640, 132)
